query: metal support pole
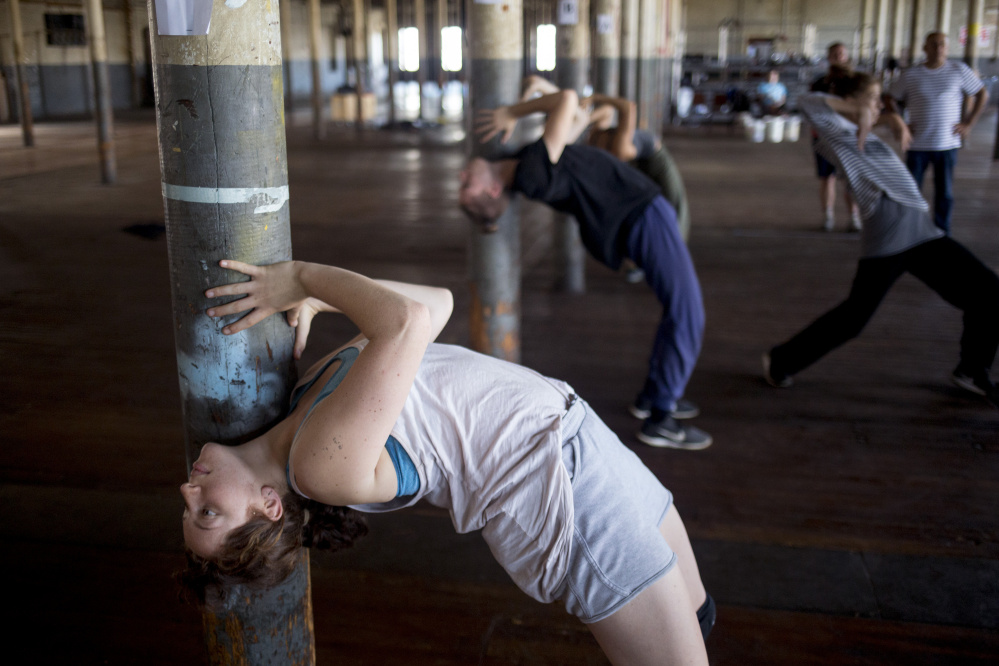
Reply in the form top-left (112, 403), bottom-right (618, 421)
top-left (963, 0), bottom-right (982, 68)
top-left (892, 0), bottom-right (907, 60)
top-left (436, 0), bottom-right (447, 119)
top-left (86, 0), bottom-right (116, 184)
top-left (873, 0), bottom-right (890, 71)
top-left (908, 0), bottom-right (924, 65)
top-left (555, 0), bottom-right (589, 294)
top-left (353, 0), bottom-right (367, 129)
top-left (308, 0), bottom-right (326, 139)
top-left (415, 0), bottom-right (427, 121)
top-left (8, 0), bottom-right (34, 147)
top-left (619, 0), bottom-right (639, 101)
top-left (386, 0), bottom-right (398, 125)
top-left (593, 0), bottom-right (620, 96)
top-left (935, 0), bottom-right (952, 34)
top-left (147, 2), bottom-right (312, 662)
top-left (280, 0), bottom-right (294, 110)
top-left (858, 0), bottom-right (870, 65)
top-left (635, 0), bottom-right (661, 131)
top-left (666, 0), bottom-right (683, 125)
top-left (467, 0), bottom-right (523, 362)
top-left (123, 0), bottom-right (141, 107)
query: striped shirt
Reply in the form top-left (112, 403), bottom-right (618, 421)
top-left (890, 61), bottom-right (984, 151)
top-left (798, 93), bottom-right (942, 257)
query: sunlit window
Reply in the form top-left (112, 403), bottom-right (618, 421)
top-left (537, 24), bottom-right (556, 71)
top-left (399, 27), bottom-right (419, 72)
top-left (441, 26), bottom-right (462, 72)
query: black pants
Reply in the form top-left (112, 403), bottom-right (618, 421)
top-left (771, 237), bottom-right (999, 379)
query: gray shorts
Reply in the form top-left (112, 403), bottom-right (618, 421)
top-left (555, 400), bottom-right (677, 623)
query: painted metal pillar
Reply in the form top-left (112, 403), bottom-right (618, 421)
top-left (415, 0), bottom-right (427, 120)
top-left (554, 0), bottom-right (588, 294)
top-left (147, 1), bottom-right (312, 663)
top-left (386, 0), bottom-right (398, 124)
top-left (7, 0), bottom-right (34, 147)
top-left (619, 0), bottom-right (638, 101)
top-left (308, 0), bottom-right (326, 139)
top-left (280, 0), bottom-right (294, 110)
top-left (467, 0), bottom-right (522, 362)
top-left (892, 0), bottom-right (908, 60)
top-left (86, 0), bottom-right (117, 184)
top-left (353, 0), bottom-right (367, 129)
top-left (908, 0), bottom-right (924, 65)
top-left (635, 0), bottom-right (662, 132)
top-left (858, 0), bottom-right (870, 65)
top-left (963, 0), bottom-right (982, 68)
top-left (436, 0), bottom-right (447, 118)
top-left (935, 0), bottom-right (952, 34)
top-left (593, 0), bottom-right (620, 96)
top-left (665, 0), bottom-right (682, 125)
top-left (874, 0), bottom-right (890, 71)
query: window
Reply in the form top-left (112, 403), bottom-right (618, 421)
top-left (536, 24), bottom-right (556, 72)
top-left (441, 26), bottom-right (462, 72)
top-left (45, 13), bottom-right (86, 47)
top-left (399, 27), bottom-right (420, 72)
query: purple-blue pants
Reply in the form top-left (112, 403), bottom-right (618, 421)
top-left (625, 197), bottom-right (705, 412)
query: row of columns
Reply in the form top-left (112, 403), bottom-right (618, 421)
top-left (855, 0), bottom-right (988, 67)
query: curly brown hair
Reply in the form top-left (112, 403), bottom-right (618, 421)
top-left (179, 491), bottom-right (368, 608)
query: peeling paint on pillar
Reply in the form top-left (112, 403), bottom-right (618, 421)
top-left (618, 0), bottom-right (639, 102)
top-left (593, 0), bottom-right (621, 96)
top-left (149, 1), bottom-right (312, 664)
top-left (468, 0), bottom-right (523, 363)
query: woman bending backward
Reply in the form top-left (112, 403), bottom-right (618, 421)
top-left (180, 259), bottom-right (714, 665)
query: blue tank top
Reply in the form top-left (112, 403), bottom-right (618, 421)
top-left (286, 347), bottom-right (420, 498)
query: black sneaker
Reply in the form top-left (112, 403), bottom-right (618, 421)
top-left (637, 415), bottom-right (713, 450)
top-left (629, 397), bottom-right (700, 420)
top-left (762, 352), bottom-right (793, 388)
top-left (952, 371), bottom-right (999, 409)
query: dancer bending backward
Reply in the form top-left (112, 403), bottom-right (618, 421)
top-left (461, 89), bottom-right (710, 449)
top-left (181, 259), bottom-right (715, 665)
top-left (764, 72), bottom-right (999, 407)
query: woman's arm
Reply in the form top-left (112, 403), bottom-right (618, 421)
top-left (585, 94), bottom-right (638, 161)
top-left (205, 260), bottom-right (433, 505)
top-left (475, 89), bottom-right (580, 163)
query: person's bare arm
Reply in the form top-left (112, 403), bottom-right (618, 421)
top-left (520, 75), bottom-right (560, 101)
top-left (585, 94), bottom-right (638, 161)
top-left (475, 90), bottom-right (580, 163)
top-left (875, 110), bottom-right (912, 152)
top-left (955, 88), bottom-right (989, 139)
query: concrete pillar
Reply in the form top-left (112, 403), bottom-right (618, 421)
top-left (353, 0), bottom-right (367, 129)
top-left (437, 0), bottom-right (448, 117)
top-left (874, 0), bottom-right (890, 70)
top-left (123, 0), bottom-right (141, 107)
top-left (964, 0), bottom-right (982, 68)
top-left (555, 0), bottom-right (588, 294)
top-left (147, 2), bottom-right (311, 663)
top-left (280, 0), bottom-right (294, 110)
top-left (635, 0), bottom-right (662, 132)
top-left (7, 0), bottom-right (34, 147)
top-left (386, 0), bottom-right (398, 124)
top-left (593, 0), bottom-right (621, 96)
top-left (892, 0), bottom-right (908, 60)
top-left (908, 0), bottom-right (924, 64)
top-left (86, 0), bottom-right (117, 184)
top-left (665, 0), bottom-right (682, 124)
top-left (308, 0), bottom-right (326, 139)
top-left (468, 0), bottom-right (523, 362)
top-left (619, 0), bottom-right (639, 101)
top-left (858, 0), bottom-right (870, 65)
top-left (935, 0), bottom-right (952, 34)
top-left (415, 0), bottom-right (427, 120)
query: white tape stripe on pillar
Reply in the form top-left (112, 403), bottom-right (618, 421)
top-left (161, 183), bottom-right (289, 214)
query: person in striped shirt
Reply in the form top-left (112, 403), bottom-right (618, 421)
top-left (889, 32), bottom-right (989, 233)
top-left (764, 71), bottom-right (999, 408)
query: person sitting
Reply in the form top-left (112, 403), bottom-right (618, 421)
top-left (756, 69), bottom-right (787, 116)
top-left (180, 258), bottom-right (716, 664)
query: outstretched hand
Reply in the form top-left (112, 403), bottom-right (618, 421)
top-left (475, 107), bottom-right (518, 144)
top-left (205, 259), bottom-right (309, 341)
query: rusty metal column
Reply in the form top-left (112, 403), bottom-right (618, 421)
top-left (308, 0), bottom-right (326, 139)
top-left (280, 0), bottom-right (294, 110)
top-left (963, 0), bottom-right (982, 68)
top-left (592, 0), bottom-right (619, 95)
top-left (619, 0), bottom-right (638, 101)
top-left (416, 0), bottom-right (427, 120)
top-left (386, 0), bottom-right (398, 124)
top-left (147, 1), bottom-right (312, 663)
top-left (468, 0), bottom-right (522, 362)
top-left (907, 0), bottom-right (924, 65)
top-left (935, 0), bottom-right (952, 33)
top-left (7, 0), bottom-right (33, 147)
top-left (353, 0), bottom-right (367, 129)
top-left (555, 0), bottom-right (588, 294)
top-left (86, 0), bottom-right (117, 183)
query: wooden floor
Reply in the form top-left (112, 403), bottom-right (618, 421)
top-left (2, 110), bottom-right (998, 665)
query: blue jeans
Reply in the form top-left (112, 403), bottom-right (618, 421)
top-left (906, 149), bottom-right (958, 233)
top-left (625, 197), bottom-right (705, 412)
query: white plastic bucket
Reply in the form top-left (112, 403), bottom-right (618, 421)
top-left (750, 120), bottom-right (765, 143)
top-left (783, 115), bottom-right (801, 142)
top-left (765, 116), bottom-right (785, 143)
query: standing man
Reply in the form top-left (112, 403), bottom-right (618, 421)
top-left (890, 32), bottom-right (989, 233)
top-left (459, 90), bottom-right (711, 450)
top-left (811, 42), bottom-right (863, 232)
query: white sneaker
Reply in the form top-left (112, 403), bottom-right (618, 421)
top-left (821, 212), bottom-right (834, 232)
top-left (850, 212), bottom-right (863, 231)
